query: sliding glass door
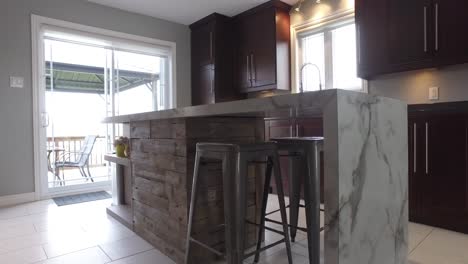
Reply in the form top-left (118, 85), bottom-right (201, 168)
top-left (39, 27), bottom-right (172, 196)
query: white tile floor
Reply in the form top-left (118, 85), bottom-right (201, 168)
top-left (0, 198), bottom-right (173, 264)
top-left (0, 195), bottom-right (467, 264)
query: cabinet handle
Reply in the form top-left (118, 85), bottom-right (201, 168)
top-left (424, 6), bottom-right (428, 53)
top-left (211, 75), bottom-right (215, 95)
top-left (209, 31), bottom-right (213, 60)
top-left (414, 123), bottom-right (417, 173)
top-left (296, 124), bottom-right (299, 137)
top-left (246, 55), bottom-right (251, 84)
top-left (425, 122), bottom-right (429, 174)
top-left (250, 54), bottom-right (256, 82)
top-left (435, 3), bottom-right (439, 51)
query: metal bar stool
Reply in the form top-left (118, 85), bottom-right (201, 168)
top-left (185, 142), bottom-right (293, 264)
top-left (254, 137), bottom-right (324, 264)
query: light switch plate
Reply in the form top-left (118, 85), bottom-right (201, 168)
top-left (429, 86), bottom-right (439, 100)
top-left (10, 76), bottom-right (24, 88)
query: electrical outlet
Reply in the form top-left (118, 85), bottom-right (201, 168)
top-left (10, 76), bottom-right (24, 88)
top-left (429, 86), bottom-right (439, 100)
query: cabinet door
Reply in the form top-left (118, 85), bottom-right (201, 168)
top-left (296, 118), bottom-right (323, 137)
top-left (249, 8), bottom-right (277, 89)
top-left (355, 0), bottom-right (389, 78)
top-left (408, 117), bottom-right (426, 222)
top-left (433, 0), bottom-right (468, 66)
top-left (386, 0), bottom-right (434, 71)
top-left (191, 24), bottom-right (214, 66)
top-left (192, 65), bottom-right (215, 105)
top-left (423, 115), bottom-right (468, 233)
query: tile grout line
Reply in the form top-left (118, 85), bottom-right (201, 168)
top-left (409, 227), bottom-right (435, 255)
top-left (103, 247), bottom-right (155, 263)
top-left (97, 244), bottom-right (113, 263)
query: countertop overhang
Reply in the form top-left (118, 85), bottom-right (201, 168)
top-left (103, 89), bottom-right (345, 123)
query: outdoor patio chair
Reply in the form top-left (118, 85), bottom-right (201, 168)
top-left (55, 135), bottom-right (98, 185)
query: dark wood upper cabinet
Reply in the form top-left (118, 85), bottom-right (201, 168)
top-left (433, 0), bottom-right (468, 66)
top-left (355, 0), bottom-right (389, 77)
top-left (190, 14), bottom-right (244, 106)
top-left (233, 0), bottom-right (291, 93)
top-left (356, 0), bottom-right (468, 78)
top-left (386, 0), bottom-right (434, 70)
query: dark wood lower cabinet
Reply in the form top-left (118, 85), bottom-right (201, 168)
top-left (265, 117), bottom-right (324, 203)
top-left (409, 104), bottom-right (468, 234)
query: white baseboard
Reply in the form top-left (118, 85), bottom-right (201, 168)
top-left (0, 192), bottom-right (36, 208)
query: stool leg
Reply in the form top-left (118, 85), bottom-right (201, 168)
top-left (272, 154), bottom-right (293, 264)
top-left (185, 151), bottom-right (202, 264)
top-left (304, 144), bottom-right (321, 264)
top-left (253, 158), bottom-right (274, 263)
top-left (233, 155), bottom-right (248, 264)
top-left (222, 152), bottom-right (236, 264)
top-left (289, 152), bottom-right (302, 242)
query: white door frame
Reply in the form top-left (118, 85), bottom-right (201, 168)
top-left (31, 15), bottom-right (177, 199)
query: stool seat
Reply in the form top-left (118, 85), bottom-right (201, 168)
top-left (196, 142), bottom-right (277, 153)
top-left (272, 137), bottom-right (324, 142)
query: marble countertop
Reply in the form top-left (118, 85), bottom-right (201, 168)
top-left (103, 89), bottom-right (342, 123)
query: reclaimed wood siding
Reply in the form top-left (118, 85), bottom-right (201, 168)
top-left (130, 117), bottom-right (264, 263)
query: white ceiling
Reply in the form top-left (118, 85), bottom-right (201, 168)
top-left (87, 0), bottom-right (298, 25)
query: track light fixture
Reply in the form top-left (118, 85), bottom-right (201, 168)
top-left (295, 0), bottom-right (322, 13)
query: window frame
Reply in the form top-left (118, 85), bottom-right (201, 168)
top-left (291, 9), bottom-right (368, 93)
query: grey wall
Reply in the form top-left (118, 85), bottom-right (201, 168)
top-left (1, 0), bottom-right (190, 197)
top-left (369, 64), bottom-right (468, 105)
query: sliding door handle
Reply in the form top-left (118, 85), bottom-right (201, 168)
top-left (41, 112), bottom-right (50, 128)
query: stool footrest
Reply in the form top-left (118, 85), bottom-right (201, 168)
top-left (245, 220), bottom-right (287, 236)
top-left (265, 204), bottom-right (324, 216)
top-left (189, 238), bottom-right (224, 257)
top-left (244, 239), bottom-right (286, 259)
top-left (265, 218), bottom-right (326, 233)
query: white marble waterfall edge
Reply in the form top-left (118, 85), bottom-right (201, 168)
top-left (323, 90), bottom-right (408, 264)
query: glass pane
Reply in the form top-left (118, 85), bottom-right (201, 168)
top-left (44, 39), bottom-right (109, 188)
top-left (332, 24), bottom-right (362, 90)
top-left (301, 33), bottom-right (325, 92)
top-left (114, 50), bottom-right (163, 115)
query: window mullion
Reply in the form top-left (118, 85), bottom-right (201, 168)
top-left (324, 30), bottom-right (334, 90)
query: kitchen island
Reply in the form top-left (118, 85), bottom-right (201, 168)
top-left (104, 89), bottom-right (408, 264)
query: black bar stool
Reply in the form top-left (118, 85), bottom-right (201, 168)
top-left (185, 142), bottom-right (293, 264)
top-left (254, 137), bottom-right (324, 264)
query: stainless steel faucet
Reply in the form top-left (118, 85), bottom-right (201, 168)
top-left (299, 63), bottom-right (323, 93)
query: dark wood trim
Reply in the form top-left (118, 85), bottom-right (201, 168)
top-left (189, 13), bottom-right (230, 29)
top-left (233, 0), bottom-right (291, 21)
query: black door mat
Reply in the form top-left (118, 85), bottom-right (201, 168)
top-left (53, 191), bottom-right (111, 206)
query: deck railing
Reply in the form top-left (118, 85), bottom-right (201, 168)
top-left (47, 136), bottom-right (107, 167)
